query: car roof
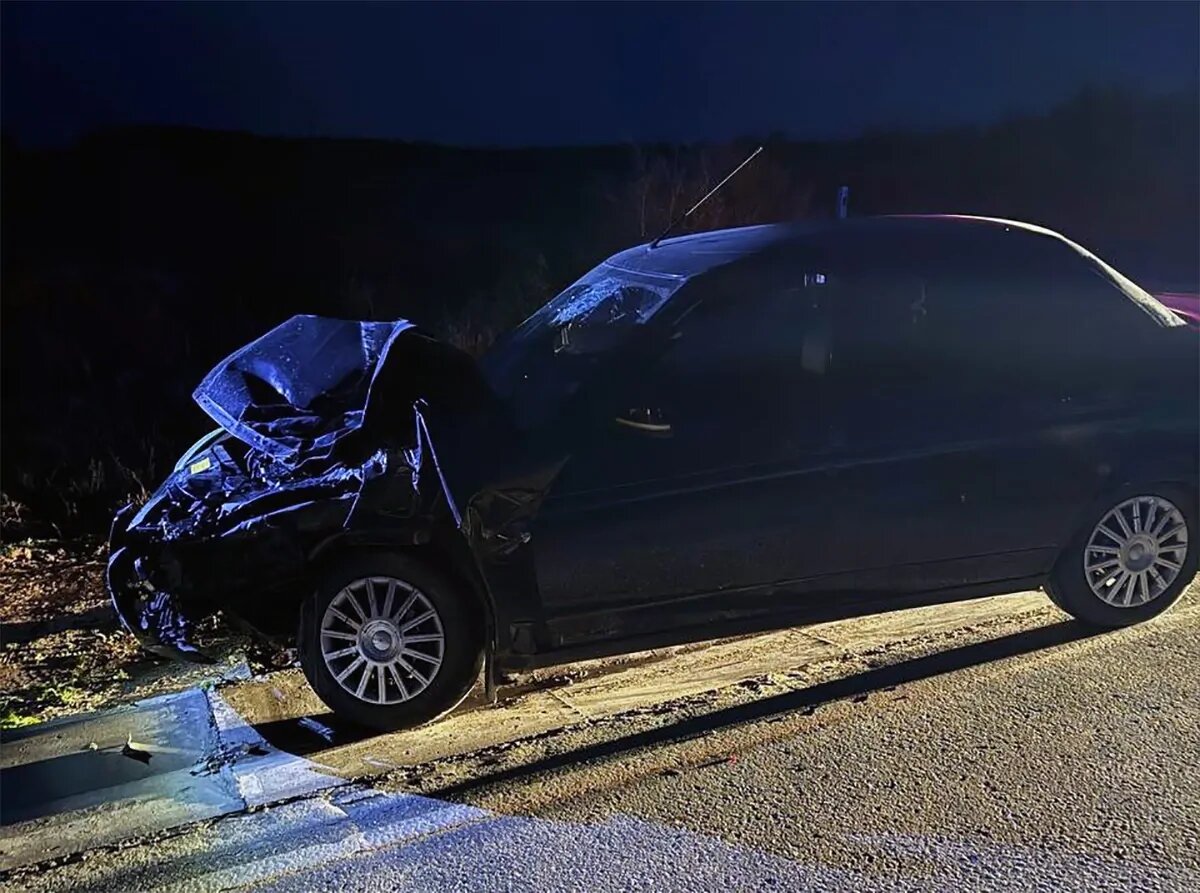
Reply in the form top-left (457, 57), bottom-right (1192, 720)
top-left (602, 215), bottom-right (1077, 279)
top-left (603, 214), bottom-right (1179, 328)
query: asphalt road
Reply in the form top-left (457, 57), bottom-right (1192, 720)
top-left (516, 601), bottom-right (1200, 891)
top-left (10, 585), bottom-right (1197, 892)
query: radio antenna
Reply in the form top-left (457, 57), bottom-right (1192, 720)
top-left (649, 145), bottom-right (764, 249)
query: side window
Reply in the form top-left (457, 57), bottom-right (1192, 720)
top-left (829, 272), bottom-right (936, 392)
top-left (828, 265), bottom-right (1050, 444)
top-left (646, 273), bottom-right (834, 458)
top-left (922, 233), bottom-right (1156, 369)
top-left (823, 234), bottom-right (1159, 441)
top-left (664, 279), bottom-right (832, 393)
top-left (923, 262), bottom-right (1142, 386)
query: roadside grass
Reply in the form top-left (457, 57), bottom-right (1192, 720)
top-left (0, 684), bottom-right (96, 730)
top-left (1, 627), bottom-right (141, 726)
top-left (0, 708), bottom-right (41, 729)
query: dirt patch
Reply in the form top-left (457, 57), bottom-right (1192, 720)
top-left (0, 622), bottom-right (256, 728)
top-left (0, 539), bottom-right (253, 727)
top-left (0, 540), bottom-right (109, 628)
top-left (1, 628), bottom-right (144, 725)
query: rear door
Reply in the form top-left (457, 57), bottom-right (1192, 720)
top-left (823, 231), bottom-right (1162, 591)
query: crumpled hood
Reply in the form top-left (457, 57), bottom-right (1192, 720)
top-left (193, 315), bottom-right (415, 462)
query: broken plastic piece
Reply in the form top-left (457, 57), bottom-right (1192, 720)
top-left (296, 716), bottom-right (336, 743)
top-left (121, 734), bottom-right (153, 765)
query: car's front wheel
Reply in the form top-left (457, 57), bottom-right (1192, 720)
top-left (298, 553), bottom-right (484, 731)
top-left (1047, 487), bottom-right (1197, 628)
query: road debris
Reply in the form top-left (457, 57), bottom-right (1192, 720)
top-left (297, 716), bottom-right (336, 743)
top-left (190, 741), bottom-right (270, 777)
top-left (121, 734), bottom-right (153, 764)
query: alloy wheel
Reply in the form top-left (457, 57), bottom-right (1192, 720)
top-left (1083, 496), bottom-right (1188, 608)
top-left (320, 576), bottom-right (446, 704)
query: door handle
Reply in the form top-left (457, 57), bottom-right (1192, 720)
top-left (614, 407), bottom-right (672, 435)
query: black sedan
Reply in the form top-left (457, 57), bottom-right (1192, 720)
top-left (107, 215), bottom-right (1199, 730)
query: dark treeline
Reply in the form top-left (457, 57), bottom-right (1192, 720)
top-left (2, 87), bottom-right (1197, 536)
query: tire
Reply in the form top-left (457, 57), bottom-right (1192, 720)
top-left (1046, 485), bottom-right (1198, 628)
top-left (298, 552), bottom-right (484, 731)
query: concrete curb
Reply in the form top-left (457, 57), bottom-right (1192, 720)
top-left (0, 686), bottom-right (345, 873)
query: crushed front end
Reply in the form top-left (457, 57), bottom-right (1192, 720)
top-left (106, 315), bottom-right (432, 660)
top-left (107, 429), bottom-right (389, 660)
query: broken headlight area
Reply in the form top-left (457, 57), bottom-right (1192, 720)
top-left (108, 434), bottom-right (392, 660)
top-left (106, 541), bottom-right (213, 662)
top-left (100, 555), bottom-right (200, 664)
top-left (125, 432), bottom-right (388, 544)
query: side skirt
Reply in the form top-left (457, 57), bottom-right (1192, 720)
top-left (497, 574), bottom-right (1048, 672)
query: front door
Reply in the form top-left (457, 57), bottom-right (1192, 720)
top-left (529, 262), bottom-right (843, 642)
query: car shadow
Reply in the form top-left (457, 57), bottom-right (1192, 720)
top-left (249, 712), bottom-right (375, 755)
top-left (425, 618), bottom-right (1104, 799)
top-left (1, 606), bottom-right (116, 645)
top-left (248, 618), bottom-right (1103, 765)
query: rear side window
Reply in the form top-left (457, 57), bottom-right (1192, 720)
top-left (921, 233), bottom-right (1166, 379)
top-left (824, 228), bottom-right (1171, 418)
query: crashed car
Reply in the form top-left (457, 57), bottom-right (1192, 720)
top-left (109, 215), bottom-right (1199, 730)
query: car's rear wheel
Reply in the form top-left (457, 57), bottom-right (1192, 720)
top-left (1046, 487), bottom-right (1197, 628)
top-left (298, 553), bottom-right (484, 731)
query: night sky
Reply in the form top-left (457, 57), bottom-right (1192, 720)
top-left (3, 1), bottom-right (1197, 147)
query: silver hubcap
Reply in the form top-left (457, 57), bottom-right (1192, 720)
top-left (1084, 496), bottom-right (1188, 608)
top-left (320, 576), bottom-right (445, 704)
